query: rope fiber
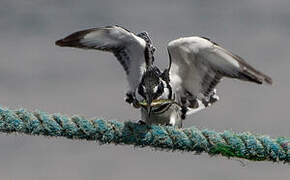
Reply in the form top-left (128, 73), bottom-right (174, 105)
top-left (0, 106), bottom-right (289, 163)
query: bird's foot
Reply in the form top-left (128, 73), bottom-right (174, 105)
top-left (181, 106), bottom-right (187, 120)
top-left (136, 120), bottom-right (146, 125)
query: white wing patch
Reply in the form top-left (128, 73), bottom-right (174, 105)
top-left (167, 36), bottom-right (272, 115)
top-left (56, 26), bottom-right (147, 93)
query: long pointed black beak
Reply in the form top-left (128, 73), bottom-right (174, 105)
top-left (147, 105), bottom-right (152, 117)
top-left (146, 95), bottom-right (153, 117)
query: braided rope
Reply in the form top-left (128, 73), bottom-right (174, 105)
top-left (0, 106), bottom-right (289, 163)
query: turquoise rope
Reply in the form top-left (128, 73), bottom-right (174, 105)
top-left (0, 106), bottom-right (289, 163)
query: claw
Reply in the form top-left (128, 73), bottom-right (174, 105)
top-left (137, 120), bottom-right (146, 125)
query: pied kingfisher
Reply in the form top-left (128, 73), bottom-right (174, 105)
top-left (55, 25), bottom-right (272, 128)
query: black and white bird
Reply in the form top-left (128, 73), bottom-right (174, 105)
top-left (55, 25), bottom-right (272, 128)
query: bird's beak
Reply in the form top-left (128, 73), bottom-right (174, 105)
top-left (147, 105), bottom-right (152, 117)
top-left (146, 95), bottom-right (153, 117)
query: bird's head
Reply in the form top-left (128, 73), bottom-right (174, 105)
top-left (138, 66), bottom-right (166, 116)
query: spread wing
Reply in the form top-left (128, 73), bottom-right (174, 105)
top-left (55, 25), bottom-right (152, 93)
top-left (167, 36), bottom-right (272, 114)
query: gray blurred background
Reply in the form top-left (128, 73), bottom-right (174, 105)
top-left (0, 0), bottom-right (289, 179)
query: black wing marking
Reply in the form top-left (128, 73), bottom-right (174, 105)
top-left (113, 48), bottom-right (130, 74)
top-left (56, 25), bottom-right (149, 92)
top-left (167, 36), bottom-right (272, 115)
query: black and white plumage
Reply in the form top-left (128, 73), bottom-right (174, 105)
top-left (167, 36), bottom-right (272, 115)
top-left (56, 25), bottom-right (272, 128)
top-left (56, 25), bottom-right (150, 95)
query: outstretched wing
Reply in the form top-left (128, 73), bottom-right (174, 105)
top-left (55, 25), bottom-right (151, 93)
top-left (167, 36), bottom-right (272, 113)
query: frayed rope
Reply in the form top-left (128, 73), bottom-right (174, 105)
top-left (0, 106), bottom-right (289, 163)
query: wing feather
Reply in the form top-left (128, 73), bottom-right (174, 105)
top-left (167, 36), bottom-right (272, 114)
top-left (56, 25), bottom-right (148, 92)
